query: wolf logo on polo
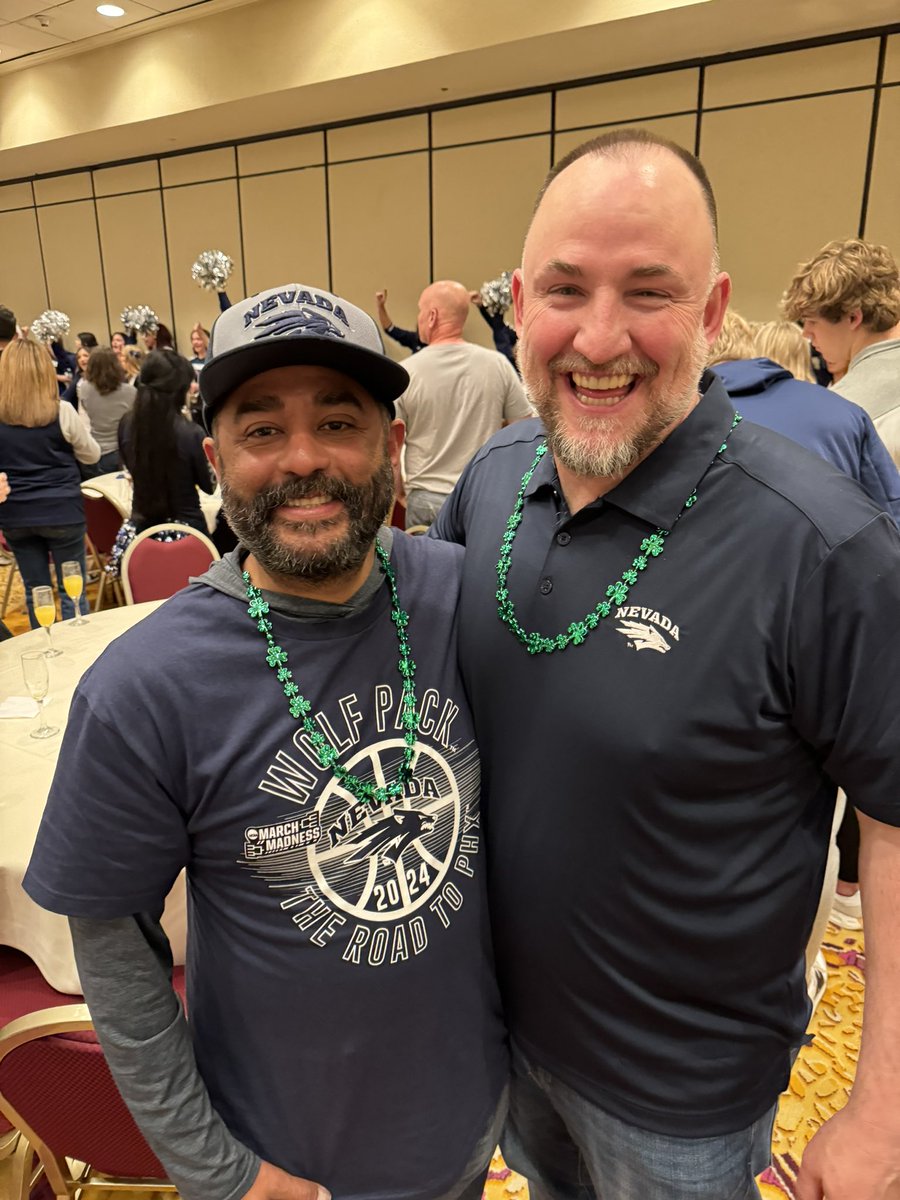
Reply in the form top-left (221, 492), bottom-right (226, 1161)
top-left (614, 605), bottom-right (681, 654)
top-left (239, 718), bottom-right (481, 970)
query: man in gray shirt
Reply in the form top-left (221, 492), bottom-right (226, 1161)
top-left (783, 237), bottom-right (900, 466)
top-left (395, 280), bottom-right (531, 527)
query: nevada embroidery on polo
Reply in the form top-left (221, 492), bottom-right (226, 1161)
top-left (614, 606), bottom-right (680, 654)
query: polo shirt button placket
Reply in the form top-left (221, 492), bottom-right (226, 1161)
top-left (539, 577), bottom-right (553, 595)
top-left (556, 531), bottom-right (571, 546)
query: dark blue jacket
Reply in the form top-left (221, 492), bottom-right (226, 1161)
top-left (713, 357), bottom-right (900, 526)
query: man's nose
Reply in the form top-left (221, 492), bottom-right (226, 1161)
top-left (571, 296), bottom-right (632, 366)
top-left (277, 431), bottom-right (332, 476)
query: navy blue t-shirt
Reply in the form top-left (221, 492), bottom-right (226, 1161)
top-left (433, 372), bottom-right (900, 1136)
top-left (26, 534), bottom-right (506, 1200)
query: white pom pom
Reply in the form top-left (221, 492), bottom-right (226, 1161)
top-left (30, 309), bottom-right (71, 344)
top-left (191, 249), bottom-right (234, 292)
top-left (479, 271), bottom-right (513, 317)
top-left (122, 305), bottom-right (158, 334)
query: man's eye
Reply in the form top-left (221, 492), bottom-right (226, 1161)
top-left (321, 420), bottom-right (354, 432)
top-left (547, 285), bottom-right (581, 297)
top-left (245, 425), bottom-right (279, 438)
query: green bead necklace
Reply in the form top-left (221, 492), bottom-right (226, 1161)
top-left (243, 541), bottom-right (418, 807)
top-left (496, 411), bottom-right (743, 654)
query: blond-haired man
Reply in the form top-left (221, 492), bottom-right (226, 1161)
top-left (783, 238), bottom-right (900, 465)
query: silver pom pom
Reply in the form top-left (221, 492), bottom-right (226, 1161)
top-left (30, 309), bottom-right (71, 344)
top-left (479, 271), bottom-right (513, 318)
top-left (122, 305), bottom-right (159, 335)
top-left (191, 249), bottom-right (233, 292)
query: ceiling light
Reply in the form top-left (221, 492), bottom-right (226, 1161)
top-left (97, 4), bottom-right (126, 15)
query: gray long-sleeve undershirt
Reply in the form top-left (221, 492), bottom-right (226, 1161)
top-left (70, 535), bottom-right (392, 1200)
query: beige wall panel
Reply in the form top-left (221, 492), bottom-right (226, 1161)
top-left (705, 41), bottom-right (878, 109)
top-left (37, 200), bottom-right (108, 341)
top-left (329, 153), bottom-right (429, 362)
top-left (0, 209), bottom-right (46, 324)
top-left (864, 86), bottom-right (900, 253)
top-left (97, 191), bottom-right (171, 341)
top-left (432, 94), bottom-right (551, 147)
top-left (160, 147), bottom-right (235, 188)
top-left (0, 181), bottom-right (33, 212)
top-left (556, 70), bottom-right (698, 132)
top-left (33, 173), bottom-right (92, 205)
top-left (885, 37), bottom-right (900, 84)
top-left (701, 92), bottom-right (872, 320)
top-left (93, 160), bottom-right (160, 197)
top-left (554, 114), bottom-right (696, 160)
top-left (163, 180), bottom-right (244, 351)
top-left (240, 168), bottom-right (329, 298)
top-left (433, 136), bottom-right (549, 350)
top-left (238, 132), bottom-right (325, 176)
top-left (327, 116), bottom-right (427, 163)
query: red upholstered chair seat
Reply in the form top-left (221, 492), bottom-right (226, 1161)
top-left (0, 944), bottom-right (185, 1185)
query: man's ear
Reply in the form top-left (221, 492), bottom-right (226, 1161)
top-left (203, 436), bottom-right (222, 481)
top-left (512, 268), bottom-right (525, 334)
top-left (387, 418), bottom-right (405, 469)
top-left (848, 309), bottom-right (864, 331)
top-left (703, 273), bottom-right (733, 346)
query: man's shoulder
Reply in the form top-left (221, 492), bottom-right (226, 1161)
top-left (80, 584), bottom-right (237, 695)
top-left (728, 417), bottom-right (891, 548)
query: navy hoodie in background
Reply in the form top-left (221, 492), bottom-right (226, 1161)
top-left (713, 357), bottom-right (900, 526)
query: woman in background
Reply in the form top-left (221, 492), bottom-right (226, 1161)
top-left (0, 338), bottom-right (99, 626)
top-left (142, 323), bottom-right (174, 353)
top-left (754, 320), bottom-right (816, 383)
top-left (77, 346), bottom-right (136, 477)
top-left (61, 344), bottom-right (90, 408)
top-left (117, 350), bottom-right (214, 534)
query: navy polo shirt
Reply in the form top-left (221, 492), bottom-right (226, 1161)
top-left (433, 371), bottom-right (900, 1136)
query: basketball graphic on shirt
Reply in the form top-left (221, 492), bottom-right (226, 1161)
top-left (307, 738), bottom-right (461, 922)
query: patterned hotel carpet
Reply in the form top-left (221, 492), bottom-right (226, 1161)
top-left (1, 566), bottom-right (865, 1199)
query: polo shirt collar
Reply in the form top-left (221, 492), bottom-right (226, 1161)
top-left (525, 371), bottom-right (739, 531)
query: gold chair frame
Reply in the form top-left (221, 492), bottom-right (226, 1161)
top-left (0, 1004), bottom-right (177, 1199)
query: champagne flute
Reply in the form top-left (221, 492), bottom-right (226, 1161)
top-left (21, 651), bottom-right (59, 740)
top-left (32, 585), bottom-right (62, 657)
top-left (61, 561), bottom-right (88, 626)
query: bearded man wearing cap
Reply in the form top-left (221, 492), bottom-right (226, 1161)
top-left (25, 284), bottom-right (507, 1200)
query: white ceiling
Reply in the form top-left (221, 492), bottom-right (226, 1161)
top-left (0, 0), bottom-right (243, 63)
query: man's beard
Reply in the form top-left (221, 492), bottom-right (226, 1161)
top-left (521, 329), bottom-right (709, 480)
top-left (220, 456), bottom-right (396, 584)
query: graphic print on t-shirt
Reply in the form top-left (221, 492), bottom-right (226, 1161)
top-left (239, 698), bottom-right (481, 967)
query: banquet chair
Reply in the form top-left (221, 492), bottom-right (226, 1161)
top-left (80, 491), bottom-right (128, 611)
top-left (121, 523), bottom-right (220, 605)
top-left (0, 945), bottom-right (85, 1200)
top-left (0, 1005), bottom-right (176, 1200)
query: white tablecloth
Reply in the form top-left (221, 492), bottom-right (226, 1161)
top-left (0, 604), bottom-right (187, 993)
top-left (84, 472), bottom-right (222, 535)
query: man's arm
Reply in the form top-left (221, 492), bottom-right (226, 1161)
top-left (794, 812), bottom-right (900, 1199)
top-left (375, 289), bottom-right (424, 353)
top-left (71, 915), bottom-right (329, 1200)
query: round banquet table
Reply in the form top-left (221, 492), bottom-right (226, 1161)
top-left (83, 471), bottom-right (222, 535)
top-left (0, 603), bottom-right (187, 994)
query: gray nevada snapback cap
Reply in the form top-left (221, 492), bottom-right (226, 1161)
top-left (200, 283), bottom-right (409, 429)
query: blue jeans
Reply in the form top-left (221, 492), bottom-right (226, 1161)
top-left (80, 450), bottom-right (120, 480)
top-left (405, 488), bottom-right (448, 529)
top-left (433, 1087), bottom-right (508, 1200)
top-left (502, 1045), bottom-right (776, 1200)
top-left (3, 524), bottom-right (89, 627)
